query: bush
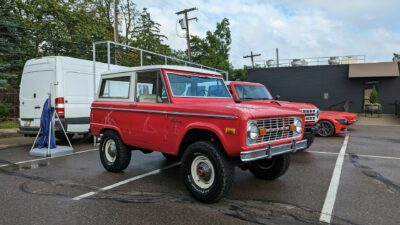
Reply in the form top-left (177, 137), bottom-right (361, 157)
top-left (0, 101), bottom-right (12, 120)
top-left (369, 86), bottom-right (379, 104)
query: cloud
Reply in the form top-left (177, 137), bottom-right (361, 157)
top-left (135, 0), bottom-right (400, 68)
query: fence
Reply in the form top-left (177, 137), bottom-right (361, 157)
top-left (0, 88), bottom-right (19, 118)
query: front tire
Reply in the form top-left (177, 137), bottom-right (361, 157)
top-left (301, 134), bottom-right (314, 151)
top-left (100, 131), bottom-right (131, 172)
top-left (317, 120), bottom-right (335, 137)
top-left (181, 141), bottom-right (234, 203)
top-left (249, 154), bottom-right (291, 180)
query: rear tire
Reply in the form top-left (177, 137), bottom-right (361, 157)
top-left (249, 154), bottom-right (291, 180)
top-left (317, 120), bottom-right (335, 137)
top-left (162, 153), bottom-right (181, 161)
top-left (55, 133), bottom-right (74, 142)
top-left (99, 130), bottom-right (131, 172)
top-left (181, 141), bottom-right (234, 203)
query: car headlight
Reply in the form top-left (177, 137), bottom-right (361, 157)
top-left (293, 117), bottom-right (302, 135)
top-left (247, 121), bottom-right (259, 144)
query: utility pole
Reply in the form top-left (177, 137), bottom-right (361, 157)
top-left (114, 0), bottom-right (119, 64)
top-left (176, 7), bottom-right (197, 62)
top-left (243, 51), bottom-right (261, 68)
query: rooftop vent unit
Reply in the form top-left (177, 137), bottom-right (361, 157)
top-left (328, 57), bottom-right (340, 65)
top-left (266, 59), bottom-right (275, 67)
top-left (291, 59), bottom-right (308, 67)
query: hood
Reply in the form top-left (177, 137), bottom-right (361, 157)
top-left (321, 111), bottom-right (358, 121)
top-left (172, 98), bottom-right (304, 120)
top-left (275, 100), bottom-right (317, 110)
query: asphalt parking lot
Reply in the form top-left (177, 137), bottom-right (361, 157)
top-left (0, 124), bottom-right (399, 225)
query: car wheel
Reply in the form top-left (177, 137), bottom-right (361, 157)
top-left (181, 141), bottom-right (234, 203)
top-left (301, 134), bottom-right (314, 151)
top-left (317, 120), bottom-right (335, 137)
top-left (249, 154), bottom-right (291, 180)
top-left (100, 130), bottom-right (131, 172)
top-left (162, 153), bottom-right (181, 161)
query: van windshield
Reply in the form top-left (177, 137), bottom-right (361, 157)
top-left (167, 73), bottom-right (230, 98)
top-left (234, 85), bottom-right (273, 100)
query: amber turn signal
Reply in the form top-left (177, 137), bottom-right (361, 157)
top-left (259, 128), bottom-right (267, 135)
top-left (289, 125), bottom-right (295, 132)
top-left (225, 128), bottom-right (236, 135)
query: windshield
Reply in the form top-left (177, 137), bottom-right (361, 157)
top-left (235, 85), bottom-right (273, 100)
top-left (167, 73), bottom-right (231, 98)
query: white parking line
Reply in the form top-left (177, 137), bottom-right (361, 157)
top-left (308, 150), bottom-right (400, 160)
top-left (0, 148), bottom-right (98, 168)
top-left (319, 134), bottom-right (349, 224)
top-left (72, 162), bottom-right (181, 201)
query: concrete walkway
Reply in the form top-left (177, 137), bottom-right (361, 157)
top-left (356, 114), bottom-right (400, 126)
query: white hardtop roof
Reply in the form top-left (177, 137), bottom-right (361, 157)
top-left (101, 65), bottom-right (223, 77)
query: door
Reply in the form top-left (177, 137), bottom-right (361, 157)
top-left (363, 85), bottom-right (374, 111)
top-left (20, 61), bottom-right (56, 128)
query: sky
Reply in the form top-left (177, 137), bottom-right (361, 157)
top-left (135, 0), bottom-right (400, 68)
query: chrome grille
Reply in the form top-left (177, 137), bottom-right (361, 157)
top-left (301, 108), bottom-right (319, 122)
top-left (255, 117), bottom-right (297, 143)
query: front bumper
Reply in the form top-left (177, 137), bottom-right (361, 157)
top-left (240, 139), bottom-right (308, 162)
top-left (305, 124), bottom-right (320, 135)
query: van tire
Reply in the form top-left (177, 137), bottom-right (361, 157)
top-left (55, 133), bottom-right (74, 142)
top-left (99, 130), bottom-right (131, 172)
top-left (181, 141), bottom-right (234, 203)
top-left (249, 154), bottom-right (290, 180)
top-left (162, 153), bottom-right (181, 161)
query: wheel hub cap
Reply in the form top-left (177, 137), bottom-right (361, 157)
top-left (196, 162), bottom-right (211, 182)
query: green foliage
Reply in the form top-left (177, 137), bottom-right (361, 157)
top-left (191, 18), bottom-right (231, 71)
top-left (228, 67), bottom-right (247, 81)
top-left (0, 120), bottom-right (19, 129)
top-left (369, 86), bottom-right (379, 104)
top-left (0, 101), bottom-right (12, 120)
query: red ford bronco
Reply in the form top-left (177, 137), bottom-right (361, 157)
top-left (226, 81), bottom-right (320, 150)
top-left (90, 65), bottom-right (307, 203)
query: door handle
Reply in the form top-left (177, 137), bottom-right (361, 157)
top-left (34, 106), bottom-right (41, 109)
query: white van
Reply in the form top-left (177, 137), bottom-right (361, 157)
top-left (19, 56), bottom-right (126, 139)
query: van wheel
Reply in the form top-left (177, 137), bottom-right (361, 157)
top-left (55, 133), bottom-right (74, 142)
top-left (181, 141), bottom-right (234, 203)
top-left (162, 153), bottom-right (181, 161)
top-left (249, 154), bottom-right (290, 180)
top-left (100, 131), bottom-right (131, 172)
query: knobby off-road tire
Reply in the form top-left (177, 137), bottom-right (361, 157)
top-left (181, 141), bottom-right (234, 203)
top-left (162, 153), bottom-right (181, 161)
top-left (249, 154), bottom-right (291, 180)
top-left (100, 130), bottom-right (131, 172)
top-left (317, 120), bottom-right (335, 137)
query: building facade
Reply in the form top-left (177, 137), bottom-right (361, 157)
top-left (247, 62), bottom-right (400, 113)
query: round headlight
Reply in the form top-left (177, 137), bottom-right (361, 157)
top-left (247, 122), bottom-right (259, 144)
top-left (294, 118), bottom-right (302, 134)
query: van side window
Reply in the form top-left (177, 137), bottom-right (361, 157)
top-left (136, 71), bottom-right (169, 103)
top-left (99, 76), bottom-right (130, 99)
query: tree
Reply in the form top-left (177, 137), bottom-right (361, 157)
top-left (191, 18), bottom-right (231, 71)
top-left (0, 0), bottom-right (24, 87)
top-left (369, 86), bottom-right (379, 104)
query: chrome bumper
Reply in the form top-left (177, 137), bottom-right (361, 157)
top-left (240, 139), bottom-right (308, 162)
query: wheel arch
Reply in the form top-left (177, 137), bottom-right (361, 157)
top-left (178, 127), bottom-right (227, 157)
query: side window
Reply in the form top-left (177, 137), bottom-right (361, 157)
top-left (99, 76), bottom-right (130, 99)
top-left (136, 71), bottom-right (169, 103)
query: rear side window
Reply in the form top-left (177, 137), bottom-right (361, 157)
top-left (99, 76), bottom-right (130, 99)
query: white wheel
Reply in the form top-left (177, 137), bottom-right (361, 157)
top-left (104, 139), bottom-right (117, 163)
top-left (190, 155), bottom-right (215, 189)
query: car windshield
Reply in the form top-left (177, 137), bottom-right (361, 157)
top-left (235, 85), bottom-right (273, 100)
top-left (167, 73), bottom-right (231, 98)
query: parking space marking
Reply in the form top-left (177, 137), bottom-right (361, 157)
top-left (308, 150), bottom-right (400, 160)
top-left (0, 148), bottom-right (98, 168)
top-left (319, 134), bottom-right (349, 224)
top-left (72, 162), bottom-right (181, 201)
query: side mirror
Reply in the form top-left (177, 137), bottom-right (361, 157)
top-left (274, 95), bottom-right (280, 100)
